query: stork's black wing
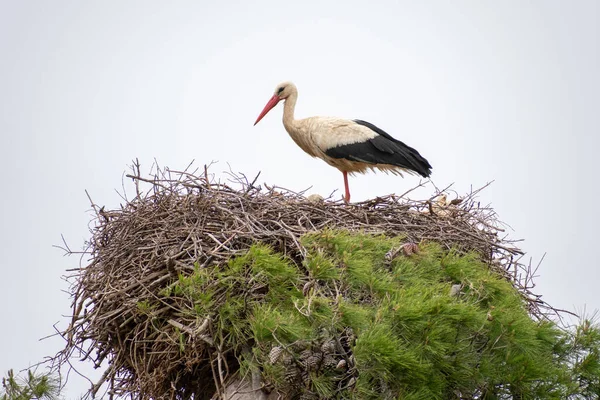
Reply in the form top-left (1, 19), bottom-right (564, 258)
top-left (324, 119), bottom-right (432, 177)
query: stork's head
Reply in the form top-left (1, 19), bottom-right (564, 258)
top-left (254, 81), bottom-right (296, 125)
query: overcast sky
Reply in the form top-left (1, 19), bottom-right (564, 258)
top-left (1, 1), bottom-right (598, 398)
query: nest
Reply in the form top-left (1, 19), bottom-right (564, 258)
top-left (54, 162), bottom-right (556, 399)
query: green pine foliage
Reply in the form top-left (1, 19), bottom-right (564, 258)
top-left (1, 369), bottom-right (61, 400)
top-left (158, 230), bottom-right (600, 399)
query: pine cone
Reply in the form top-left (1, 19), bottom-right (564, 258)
top-left (304, 354), bottom-right (322, 371)
top-left (284, 367), bottom-right (301, 383)
top-left (322, 355), bottom-right (338, 371)
top-left (269, 346), bottom-right (284, 364)
top-left (402, 242), bottom-right (420, 256)
top-left (299, 349), bottom-right (313, 362)
top-left (320, 339), bottom-right (336, 354)
top-left (281, 352), bottom-right (294, 366)
top-left (291, 340), bottom-right (310, 352)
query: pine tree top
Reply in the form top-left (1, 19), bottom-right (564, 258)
top-left (52, 163), bottom-right (597, 399)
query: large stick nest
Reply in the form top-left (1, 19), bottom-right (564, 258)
top-left (55, 162), bottom-right (555, 399)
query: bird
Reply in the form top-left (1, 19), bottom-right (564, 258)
top-left (253, 82), bottom-right (432, 203)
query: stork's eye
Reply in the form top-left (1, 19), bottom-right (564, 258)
top-left (277, 87), bottom-right (284, 94)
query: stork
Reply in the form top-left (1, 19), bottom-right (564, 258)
top-left (254, 82), bottom-right (432, 203)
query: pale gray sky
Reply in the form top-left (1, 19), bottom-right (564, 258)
top-left (1, 1), bottom-right (598, 397)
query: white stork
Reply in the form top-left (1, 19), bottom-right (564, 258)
top-left (254, 82), bottom-right (432, 203)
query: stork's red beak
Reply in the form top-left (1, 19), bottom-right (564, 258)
top-left (254, 94), bottom-right (282, 125)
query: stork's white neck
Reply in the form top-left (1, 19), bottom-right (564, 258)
top-left (282, 91), bottom-right (297, 131)
top-left (279, 90), bottom-right (319, 158)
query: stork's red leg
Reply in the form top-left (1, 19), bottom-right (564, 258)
top-left (343, 171), bottom-right (351, 203)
